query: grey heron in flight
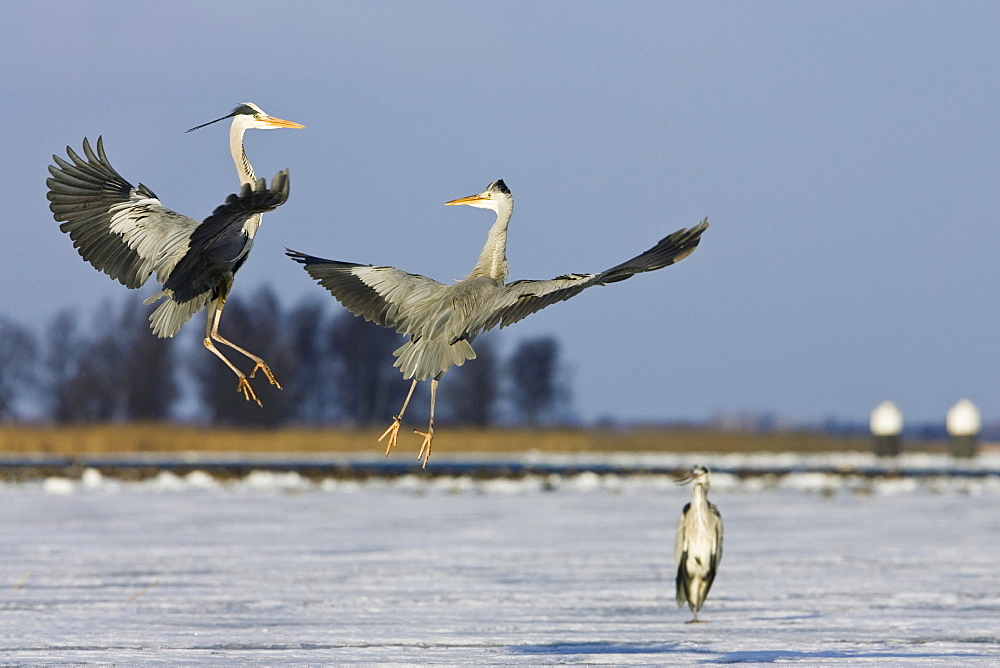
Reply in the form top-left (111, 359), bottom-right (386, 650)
top-left (675, 465), bottom-right (723, 623)
top-left (47, 103), bottom-right (303, 406)
top-left (288, 179), bottom-right (708, 466)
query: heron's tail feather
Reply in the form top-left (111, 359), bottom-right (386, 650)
top-left (392, 338), bottom-right (476, 381)
top-left (145, 290), bottom-right (211, 338)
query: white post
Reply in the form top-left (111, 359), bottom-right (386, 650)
top-left (870, 400), bottom-right (903, 457)
top-left (946, 399), bottom-right (981, 458)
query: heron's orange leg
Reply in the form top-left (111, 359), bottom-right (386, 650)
top-left (201, 298), bottom-right (268, 406)
top-left (414, 378), bottom-right (438, 469)
top-left (202, 334), bottom-right (262, 407)
top-left (208, 303), bottom-right (281, 390)
top-left (201, 307), bottom-right (264, 407)
top-left (379, 379), bottom-right (418, 456)
top-left (211, 331), bottom-right (282, 389)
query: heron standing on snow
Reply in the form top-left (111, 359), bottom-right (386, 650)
top-left (47, 103), bottom-right (303, 406)
top-left (675, 465), bottom-right (723, 622)
top-left (288, 179), bottom-right (708, 466)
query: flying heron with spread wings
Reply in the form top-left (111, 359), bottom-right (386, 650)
top-left (675, 465), bottom-right (724, 623)
top-left (288, 179), bottom-right (708, 466)
top-left (47, 103), bottom-right (303, 405)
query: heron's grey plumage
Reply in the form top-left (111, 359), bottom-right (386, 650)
top-left (47, 104), bottom-right (302, 406)
top-left (290, 221), bottom-right (707, 380)
top-left (143, 171), bottom-right (291, 336)
top-left (287, 179), bottom-right (709, 465)
top-left (48, 139), bottom-right (290, 334)
top-left (675, 465), bottom-right (723, 623)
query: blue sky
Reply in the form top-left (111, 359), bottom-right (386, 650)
top-left (2, 2), bottom-right (998, 425)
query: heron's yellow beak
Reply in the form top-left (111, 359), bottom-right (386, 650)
top-left (264, 116), bottom-right (305, 129)
top-left (445, 194), bottom-right (489, 206)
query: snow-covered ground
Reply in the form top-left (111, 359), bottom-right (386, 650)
top-left (1, 453), bottom-right (998, 665)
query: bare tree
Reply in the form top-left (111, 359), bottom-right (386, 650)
top-left (43, 309), bottom-right (84, 423)
top-left (326, 311), bottom-right (410, 426)
top-left (284, 298), bottom-right (334, 424)
top-left (190, 286), bottom-right (296, 426)
top-left (38, 300), bottom-right (178, 422)
top-left (0, 317), bottom-right (36, 420)
top-left (69, 323), bottom-right (123, 421)
top-left (507, 336), bottom-right (570, 426)
top-left (440, 333), bottom-right (500, 426)
top-left (120, 299), bottom-right (177, 420)
top-left (29, 290), bottom-right (589, 431)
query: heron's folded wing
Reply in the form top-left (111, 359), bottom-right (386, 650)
top-left (474, 219), bottom-right (709, 332)
top-left (47, 137), bottom-right (199, 288)
top-left (164, 171), bottom-right (291, 301)
top-left (675, 504), bottom-right (691, 567)
top-left (675, 503), bottom-right (692, 606)
top-left (187, 170), bottom-right (290, 251)
top-left (709, 503), bottom-right (723, 569)
top-left (286, 250), bottom-right (445, 336)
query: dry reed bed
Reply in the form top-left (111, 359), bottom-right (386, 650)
top-left (0, 423), bottom-right (876, 456)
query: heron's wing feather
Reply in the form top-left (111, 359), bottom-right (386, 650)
top-left (286, 251), bottom-right (446, 336)
top-left (186, 171), bottom-right (289, 251)
top-left (675, 503), bottom-right (691, 567)
top-left (474, 220), bottom-right (709, 332)
top-left (675, 503), bottom-right (692, 607)
top-left (709, 502), bottom-right (723, 569)
top-left (164, 171), bottom-right (290, 302)
top-left (47, 137), bottom-right (200, 288)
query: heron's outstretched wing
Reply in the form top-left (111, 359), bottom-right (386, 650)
top-left (473, 219), bottom-right (709, 333)
top-left (286, 251), bottom-right (446, 337)
top-left (47, 137), bottom-right (200, 288)
top-left (164, 171), bottom-right (290, 302)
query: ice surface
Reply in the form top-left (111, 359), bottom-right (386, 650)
top-left (1, 456), bottom-right (998, 665)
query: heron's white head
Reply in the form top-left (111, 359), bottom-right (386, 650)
top-left (186, 102), bottom-right (305, 133)
top-left (445, 179), bottom-right (512, 213)
top-left (676, 465), bottom-right (711, 490)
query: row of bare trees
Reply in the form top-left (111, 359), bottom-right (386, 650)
top-left (0, 287), bottom-right (572, 427)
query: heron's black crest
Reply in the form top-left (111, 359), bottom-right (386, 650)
top-left (186, 105), bottom-right (257, 133)
top-left (232, 103), bottom-right (259, 116)
top-left (487, 179), bottom-right (510, 194)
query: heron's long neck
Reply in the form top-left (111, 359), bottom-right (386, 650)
top-left (229, 123), bottom-right (256, 186)
top-left (229, 122), bottom-right (263, 238)
top-left (691, 485), bottom-right (710, 510)
top-left (469, 200), bottom-right (512, 282)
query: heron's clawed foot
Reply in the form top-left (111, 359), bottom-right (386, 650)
top-left (236, 376), bottom-right (263, 407)
top-left (414, 427), bottom-right (434, 469)
top-left (378, 417), bottom-right (403, 456)
top-left (248, 361), bottom-right (282, 389)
